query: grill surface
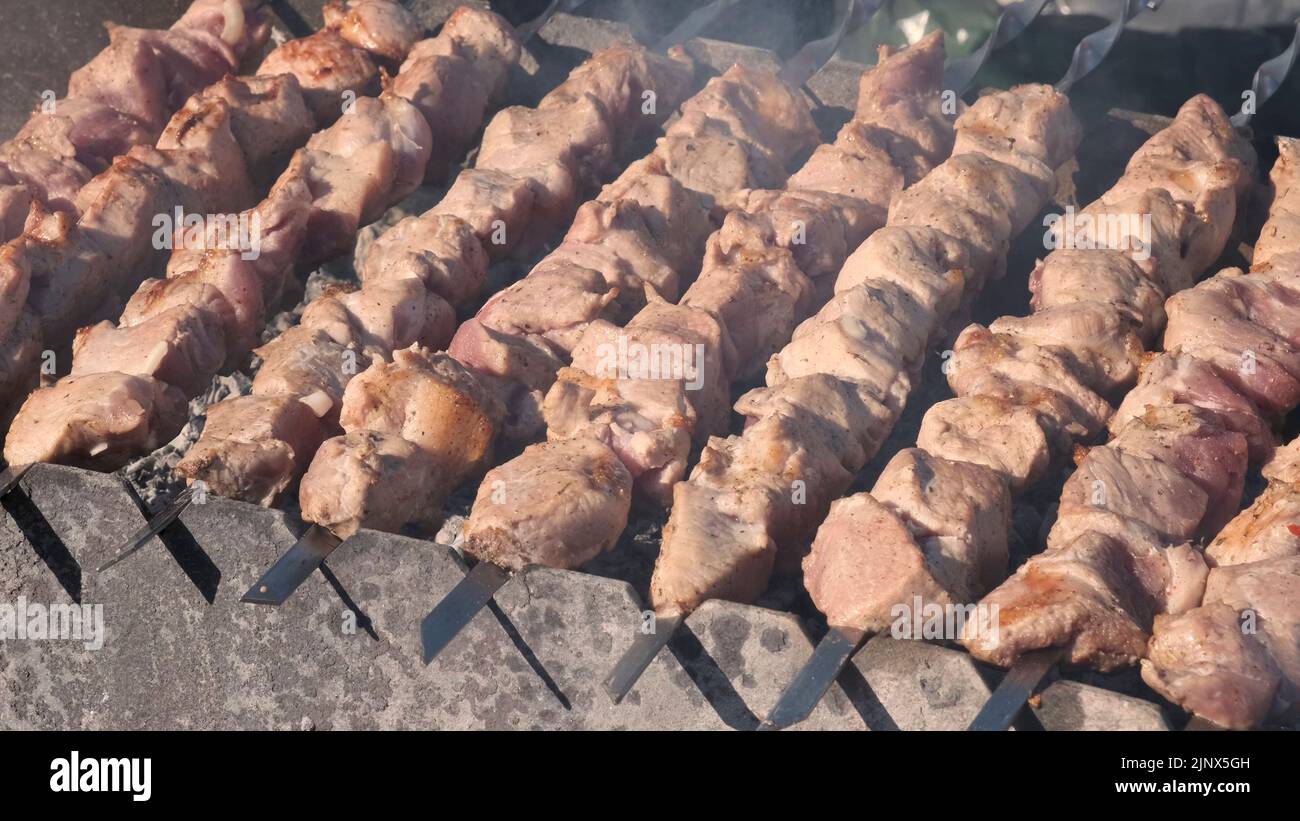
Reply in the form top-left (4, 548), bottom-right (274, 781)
top-left (0, 0), bottom-right (1295, 731)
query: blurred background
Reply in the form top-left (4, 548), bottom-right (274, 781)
top-left (2, 1), bottom-right (1298, 139)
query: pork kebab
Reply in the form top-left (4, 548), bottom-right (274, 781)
top-left (610, 33), bottom-right (1130, 705)
top-left (2, 5), bottom-right (527, 493)
top-left (767, 89), bottom-right (1254, 729)
top-left (0, 0), bottom-right (432, 432)
top-left (968, 133), bottom-right (1299, 730)
top-left (76, 27), bottom-right (701, 576)
top-left (424, 13), bottom-right (1016, 666)
top-left (444, 26), bottom-right (959, 678)
top-left (251, 4), bottom-right (855, 609)
top-left (0, 0), bottom-right (272, 245)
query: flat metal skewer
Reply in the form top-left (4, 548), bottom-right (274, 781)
top-left (1231, 18), bottom-right (1300, 127)
top-left (942, 0), bottom-right (1052, 95)
top-left (420, 561), bottom-right (513, 664)
top-left (98, 484), bottom-right (202, 572)
top-left (1055, 0), bottom-right (1160, 94)
top-left (0, 463), bottom-right (32, 499)
top-left (602, 613), bottom-right (684, 704)
top-left (759, 626), bottom-right (866, 730)
top-left (967, 647), bottom-right (1063, 731)
top-left (779, 0), bottom-right (882, 88)
top-left (241, 524), bottom-right (343, 605)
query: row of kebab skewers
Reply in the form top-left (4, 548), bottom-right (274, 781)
top-left (0, 0), bottom-right (1296, 730)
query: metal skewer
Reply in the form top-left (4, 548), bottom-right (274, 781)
top-left (1055, 0), bottom-right (1160, 94)
top-left (942, 0), bottom-right (1052, 94)
top-left (965, 22), bottom-right (1300, 735)
top-left (1231, 18), bottom-right (1300, 127)
top-left (418, 0), bottom-right (885, 669)
top-left (0, 463), bottom-right (32, 499)
top-left (610, 3), bottom-right (1118, 714)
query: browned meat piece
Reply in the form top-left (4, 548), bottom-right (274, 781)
top-left (430, 168), bottom-right (536, 257)
top-left (360, 213), bottom-right (487, 306)
top-left (540, 42), bottom-right (694, 132)
top-left (322, 0), bottom-right (422, 63)
top-left (916, 396), bottom-right (1051, 491)
top-left (288, 93), bottom-right (433, 264)
top-left (1028, 249), bottom-right (1167, 343)
top-left (1142, 603), bottom-right (1281, 730)
top-left (464, 438), bottom-right (632, 572)
top-left (161, 73), bottom-right (315, 182)
top-left (251, 326), bottom-right (362, 428)
top-left (1252, 137), bottom-right (1300, 273)
top-left (339, 346), bottom-right (501, 477)
top-left (946, 324), bottom-right (1113, 449)
top-left (804, 493), bottom-right (949, 632)
top-left (962, 532), bottom-right (1207, 671)
top-left (1206, 483), bottom-right (1300, 570)
top-left (4, 372), bottom-right (186, 471)
top-left (176, 394), bottom-right (327, 506)
top-left (0, 240), bottom-right (31, 341)
top-left (1111, 351), bottom-right (1274, 463)
top-left (298, 348), bottom-right (501, 535)
top-left (416, 5), bottom-right (521, 99)
top-left (299, 430), bottom-right (439, 538)
top-left (651, 479), bottom-right (778, 616)
top-left (834, 225), bottom-right (968, 328)
top-left (258, 30), bottom-right (379, 125)
top-left (301, 278), bottom-right (453, 359)
top-left (1162, 270), bottom-right (1300, 416)
top-left (988, 303), bottom-right (1144, 395)
top-left (871, 449), bottom-right (1011, 602)
top-left (70, 293), bottom-right (230, 396)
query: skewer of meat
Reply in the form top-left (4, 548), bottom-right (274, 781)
top-left (270, 46), bottom-right (826, 611)
top-left (124, 38), bottom-right (695, 526)
top-left (969, 135), bottom-right (1298, 730)
top-left (1143, 435), bottom-right (1300, 729)
top-left (622, 80), bottom-right (1082, 706)
top-left (2, 5), bottom-right (522, 481)
top-left (604, 0), bottom-right (1122, 704)
top-left (444, 29), bottom-right (953, 684)
top-left (270, 4), bottom-right (877, 632)
top-left (0, 0), bottom-right (273, 245)
top-left (0, 0), bottom-right (429, 429)
top-left (420, 5), bottom-right (1079, 670)
top-left (773, 93), bottom-right (1254, 730)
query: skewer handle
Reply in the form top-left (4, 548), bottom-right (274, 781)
top-left (967, 647), bottom-right (1063, 731)
top-left (419, 561), bottom-right (512, 664)
top-left (240, 525), bottom-right (342, 606)
top-left (602, 613), bottom-right (684, 704)
top-left (760, 626), bottom-right (866, 730)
